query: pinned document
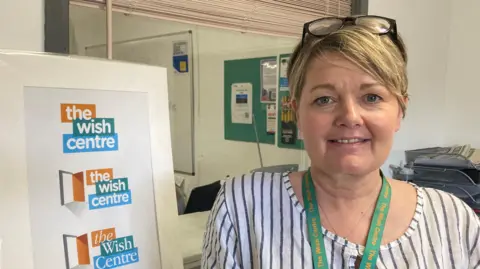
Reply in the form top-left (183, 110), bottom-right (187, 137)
top-left (266, 104), bottom-right (276, 135)
top-left (280, 95), bottom-right (297, 144)
top-left (173, 41), bottom-right (189, 73)
top-left (231, 83), bottom-right (253, 124)
top-left (279, 56), bottom-right (290, 92)
top-left (260, 59), bottom-right (277, 103)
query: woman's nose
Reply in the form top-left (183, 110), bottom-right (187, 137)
top-left (334, 99), bottom-right (363, 128)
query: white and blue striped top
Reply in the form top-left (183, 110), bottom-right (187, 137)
top-left (201, 172), bottom-right (480, 269)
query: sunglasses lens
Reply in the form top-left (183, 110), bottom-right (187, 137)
top-left (308, 18), bottom-right (343, 35)
top-left (356, 17), bottom-right (391, 34)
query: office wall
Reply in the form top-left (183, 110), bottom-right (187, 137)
top-left (69, 6), bottom-right (302, 192)
top-left (444, 0), bottom-right (480, 147)
top-left (0, 0), bottom-right (43, 51)
top-left (369, 0), bottom-right (451, 150)
top-left (367, 0), bottom-right (452, 174)
top-left (0, 1), bottom-right (43, 268)
top-left (370, 0), bottom-right (480, 171)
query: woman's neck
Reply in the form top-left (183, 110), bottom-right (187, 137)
top-left (309, 167), bottom-right (383, 210)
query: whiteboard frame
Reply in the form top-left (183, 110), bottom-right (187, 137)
top-left (0, 50), bottom-right (183, 269)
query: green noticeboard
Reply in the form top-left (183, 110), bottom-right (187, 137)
top-left (277, 53), bottom-right (304, 150)
top-left (224, 56), bottom-right (276, 145)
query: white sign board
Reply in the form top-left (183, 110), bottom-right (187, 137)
top-left (0, 51), bottom-right (183, 269)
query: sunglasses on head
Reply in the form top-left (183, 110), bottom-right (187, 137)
top-left (301, 15), bottom-right (406, 61)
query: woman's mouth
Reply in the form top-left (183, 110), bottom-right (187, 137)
top-left (328, 138), bottom-right (371, 144)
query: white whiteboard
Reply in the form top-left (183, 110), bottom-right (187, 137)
top-left (85, 31), bottom-right (195, 175)
top-left (0, 50), bottom-right (183, 269)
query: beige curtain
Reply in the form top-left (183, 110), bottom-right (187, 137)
top-left (71, 0), bottom-right (351, 37)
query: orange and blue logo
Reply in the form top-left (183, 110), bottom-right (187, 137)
top-left (63, 227), bottom-right (139, 269)
top-left (59, 168), bottom-right (132, 210)
top-left (61, 104), bottom-right (119, 153)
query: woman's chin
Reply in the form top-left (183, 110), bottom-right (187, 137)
top-left (327, 157), bottom-right (373, 175)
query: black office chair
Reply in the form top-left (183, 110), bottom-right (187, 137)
top-left (182, 165), bottom-right (298, 214)
top-left (183, 180), bottom-right (221, 214)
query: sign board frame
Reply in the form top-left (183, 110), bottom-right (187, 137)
top-left (0, 50), bottom-right (182, 269)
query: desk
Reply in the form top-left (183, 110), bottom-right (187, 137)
top-left (178, 211), bottom-right (210, 269)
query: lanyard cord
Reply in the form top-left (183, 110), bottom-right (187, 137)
top-left (302, 169), bottom-right (391, 269)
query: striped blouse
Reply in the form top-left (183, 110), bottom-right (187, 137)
top-left (201, 172), bottom-right (480, 269)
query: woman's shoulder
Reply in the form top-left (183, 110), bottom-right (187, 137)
top-left (221, 171), bottom-right (288, 190)
top-left (417, 185), bottom-right (480, 226)
top-left (220, 171), bottom-right (290, 204)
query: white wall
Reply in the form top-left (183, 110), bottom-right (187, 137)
top-left (369, 0), bottom-right (451, 150)
top-left (0, 0), bottom-right (44, 51)
top-left (368, 0), bottom-right (452, 175)
top-left (370, 0), bottom-right (480, 174)
top-left (0, 1), bottom-right (43, 268)
top-left (444, 0), bottom-right (480, 147)
top-left (70, 6), bottom-right (302, 192)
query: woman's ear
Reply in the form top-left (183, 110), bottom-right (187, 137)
top-left (291, 99), bottom-right (301, 129)
top-left (396, 96), bottom-right (408, 132)
top-left (291, 99), bottom-right (297, 112)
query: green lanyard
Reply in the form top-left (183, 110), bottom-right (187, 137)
top-left (302, 169), bottom-right (391, 269)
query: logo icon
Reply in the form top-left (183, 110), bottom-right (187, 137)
top-left (59, 168), bottom-right (132, 212)
top-left (61, 104), bottom-right (119, 153)
top-left (63, 227), bottom-right (140, 269)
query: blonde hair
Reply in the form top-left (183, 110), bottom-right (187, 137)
top-left (287, 25), bottom-right (409, 117)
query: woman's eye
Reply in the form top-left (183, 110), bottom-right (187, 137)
top-left (365, 94), bottom-right (382, 103)
top-left (315, 96), bottom-right (333, 105)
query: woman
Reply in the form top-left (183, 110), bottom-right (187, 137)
top-left (202, 15), bottom-right (480, 268)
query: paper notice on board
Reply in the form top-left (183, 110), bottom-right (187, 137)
top-left (266, 104), bottom-right (276, 135)
top-left (173, 41), bottom-right (189, 73)
top-left (260, 59), bottom-right (278, 103)
top-left (231, 83), bottom-right (253, 124)
top-left (279, 56), bottom-right (290, 92)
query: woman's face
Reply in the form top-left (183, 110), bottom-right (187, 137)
top-left (297, 53), bottom-right (404, 176)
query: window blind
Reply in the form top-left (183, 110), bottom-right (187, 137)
top-left (71, 0), bottom-right (352, 37)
